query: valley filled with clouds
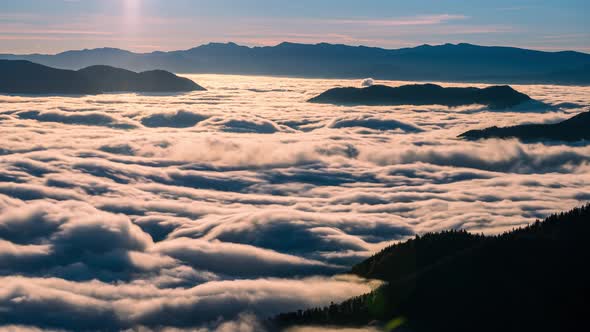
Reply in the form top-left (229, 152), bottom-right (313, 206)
top-left (1, 75), bottom-right (589, 331)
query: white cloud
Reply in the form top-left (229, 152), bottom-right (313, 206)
top-left (0, 75), bottom-right (589, 329)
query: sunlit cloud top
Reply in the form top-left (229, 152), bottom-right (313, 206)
top-left (0, 0), bottom-right (588, 53)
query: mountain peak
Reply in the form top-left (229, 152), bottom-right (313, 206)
top-left (275, 41), bottom-right (307, 48)
top-left (58, 47), bottom-right (133, 56)
top-left (187, 42), bottom-right (249, 53)
top-left (200, 42), bottom-right (242, 48)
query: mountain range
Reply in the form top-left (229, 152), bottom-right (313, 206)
top-left (2, 42), bottom-right (590, 85)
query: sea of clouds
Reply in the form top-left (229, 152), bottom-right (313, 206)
top-left (1, 75), bottom-right (589, 331)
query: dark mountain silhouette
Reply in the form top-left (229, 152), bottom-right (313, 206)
top-left (2, 42), bottom-right (590, 85)
top-left (0, 60), bottom-right (205, 95)
top-left (273, 205), bottom-right (590, 332)
top-left (0, 60), bottom-right (100, 94)
top-left (77, 65), bottom-right (205, 93)
top-left (460, 111), bottom-right (590, 141)
top-left (309, 83), bottom-right (531, 109)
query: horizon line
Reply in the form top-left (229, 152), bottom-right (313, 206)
top-left (3, 41), bottom-right (589, 57)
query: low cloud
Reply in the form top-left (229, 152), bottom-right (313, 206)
top-left (364, 140), bottom-right (590, 173)
top-left (141, 110), bottom-right (209, 128)
top-left (328, 115), bottom-right (422, 132)
top-left (0, 276), bottom-right (374, 330)
top-left (198, 116), bottom-right (292, 134)
top-left (0, 76), bottom-right (588, 329)
top-left (154, 237), bottom-right (342, 277)
top-left (17, 110), bottom-right (137, 129)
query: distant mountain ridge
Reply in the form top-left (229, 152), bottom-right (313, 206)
top-left (0, 60), bottom-right (205, 95)
top-left (2, 42), bottom-right (590, 85)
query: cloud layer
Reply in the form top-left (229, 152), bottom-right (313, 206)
top-left (1, 76), bottom-right (589, 330)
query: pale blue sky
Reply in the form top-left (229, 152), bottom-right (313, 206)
top-left (1, 0), bottom-right (588, 53)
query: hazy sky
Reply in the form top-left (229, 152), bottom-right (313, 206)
top-left (0, 0), bottom-right (588, 54)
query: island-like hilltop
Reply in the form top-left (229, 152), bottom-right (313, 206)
top-left (309, 83), bottom-right (532, 109)
top-left (460, 111), bottom-right (590, 142)
top-left (0, 60), bottom-right (205, 95)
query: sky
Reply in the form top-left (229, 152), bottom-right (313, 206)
top-left (0, 0), bottom-right (589, 54)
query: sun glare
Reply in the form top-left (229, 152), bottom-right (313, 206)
top-left (125, 0), bottom-right (141, 11)
top-left (123, 0), bottom-right (141, 34)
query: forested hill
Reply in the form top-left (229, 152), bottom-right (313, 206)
top-left (273, 205), bottom-right (590, 332)
top-left (459, 111), bottom-right (590, 142)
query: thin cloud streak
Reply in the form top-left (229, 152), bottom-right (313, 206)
top-left (0, 29), bottom-right (114, 36)
top-left (320, 14), bottom-right (468, 26)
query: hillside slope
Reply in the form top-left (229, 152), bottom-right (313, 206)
top-left (0, 60), bottom-right (204, 95)
top-left (274, 205), bottom-right (590, 332)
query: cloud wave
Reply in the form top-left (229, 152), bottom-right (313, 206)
top-left (0, 76), bottom-right (589, 329)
